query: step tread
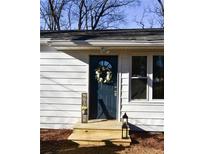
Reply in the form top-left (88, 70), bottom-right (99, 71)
top-left (74, 120), bottom-right (122, 130)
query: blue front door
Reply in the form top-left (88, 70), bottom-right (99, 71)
top-left (89, 56), bottom-right (118, 120)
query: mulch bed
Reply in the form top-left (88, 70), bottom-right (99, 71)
top-left (41, 129), bottom-right (73, 141)
top-left (40, 129), bottom-right (164, 154)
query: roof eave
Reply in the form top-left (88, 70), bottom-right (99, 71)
top-left (41, 39), bottom-right (163, 50)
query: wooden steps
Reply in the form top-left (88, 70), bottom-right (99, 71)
top-left (68, 120), bottom-right (131, 146)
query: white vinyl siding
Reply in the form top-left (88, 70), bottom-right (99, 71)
top-left (120, 53), bottom-right (164, 131)
top-left (40, 47), bottom-right (88, 129)
top-left (40, 45), bottom-right (164, 131)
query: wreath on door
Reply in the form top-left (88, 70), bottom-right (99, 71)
top-left (95, 66), bottom-right (112, 83)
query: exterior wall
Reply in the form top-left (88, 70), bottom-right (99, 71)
top-left (40, 45), bottom-right (164, 131)
top-left (40, 45), bottom-right (88, 128)
top-left (119, 52), bottom-right (164, 131)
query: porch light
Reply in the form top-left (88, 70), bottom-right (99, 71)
top-left (122, 122), bottom-right (129, 139)
top-left (122, 112), bottom-right (128, 124)
top-left (122, 112), bottom-right (129, 139)
top-left (100, 47), bottom-right (110, 54)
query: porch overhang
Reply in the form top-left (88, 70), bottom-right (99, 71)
top-left (40, 39), bottom-right (164, 51)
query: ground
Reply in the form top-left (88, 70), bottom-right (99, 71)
top-left (40, 129), bottom-right (164, 154)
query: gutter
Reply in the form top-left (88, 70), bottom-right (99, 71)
top-left (40, 39), bottom-right (164, 50)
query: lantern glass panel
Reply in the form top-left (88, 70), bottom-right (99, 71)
top-left (122, 123), bottom-right (128, 139)
top-left (123, 118), bottom-right (127, 124)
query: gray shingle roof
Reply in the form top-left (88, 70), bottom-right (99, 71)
top-left (40, 29), bottom-right (164, 43)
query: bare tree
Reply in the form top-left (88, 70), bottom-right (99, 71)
top-left (135, 0), bottom-right (164, 28)
top-left (157, 0), bottom-right (164, 17)
top-left (91, 0), bottom-right (136, 30)
top-left (66, 3), bottom-right (73, 29)
top-left (41, 1), bottom-right (54, 30)
top-left (40, 0), bottom-right (72, 30)
top-left (76, 0), bottom-right (85, 30)
top-left (41, 0), bottom-right (142, 30)
top-left (73, 0), bottom-right (136, 30)
top-left (155, 0), bottom-right (164, 27)
top-left (135, 9), bottom-right (146, 29)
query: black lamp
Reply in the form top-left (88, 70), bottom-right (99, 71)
top-left (122, 112), bottom-right (129, 139)
top-left (122, 112), bottom-right (128, 124)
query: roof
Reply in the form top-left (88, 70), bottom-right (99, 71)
top-left (41, 28), bottom-right (163, 41)
top-left (40, 29), bottom-right (163, 50)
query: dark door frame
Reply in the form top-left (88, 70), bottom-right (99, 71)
top-left (88, 55), bottom-right (119, 120)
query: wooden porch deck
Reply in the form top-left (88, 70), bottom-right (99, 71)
top-left (68, 120), bottom-right (131, 146)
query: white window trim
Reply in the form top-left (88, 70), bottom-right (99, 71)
top-left (129, 55), bottom-right (149, 102)
top-left (129, 53), bottom-right (164, 103)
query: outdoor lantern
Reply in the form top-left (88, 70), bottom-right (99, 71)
top-left (122, 112), bottom-right (128, 124)
top-left (122, 122), bottom-right (129, 139)
top-left (122, 112), bottom-right (129, 139)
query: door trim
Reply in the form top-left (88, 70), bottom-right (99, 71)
top-left (88, 55), bottom-right (119, 120)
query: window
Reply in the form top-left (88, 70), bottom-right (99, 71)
top-left (131, 56), bottom-right (147, 99)
top-left (131, 55), bottom-right (164, 101)
top-left (153, 56), bottom-right (164, 99)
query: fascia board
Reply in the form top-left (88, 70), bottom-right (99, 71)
top-left (45, 39), bottom-right (163, 47)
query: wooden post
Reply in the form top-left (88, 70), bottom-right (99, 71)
top-left (81, 93), bottom-right (88, 123)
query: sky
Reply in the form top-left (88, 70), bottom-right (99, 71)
top-left (40, 0), bottom-right (164, 30)
top-left (121, 0), bottom-right (164, 28)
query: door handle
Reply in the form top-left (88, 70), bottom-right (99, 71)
top-left (114, 86), bottom-right (117, 91)
top-left (114, 86), bottom-right (117, 96)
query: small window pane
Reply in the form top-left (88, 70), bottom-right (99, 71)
top-left (131, 79), bottom-right (147, 99)
top-left (153, 56), bottom-right (164, 99)
top-left (132, 56), bottom-right (147, 77)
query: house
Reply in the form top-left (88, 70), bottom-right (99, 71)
top-left (40, 28), bottom-right (164, 132)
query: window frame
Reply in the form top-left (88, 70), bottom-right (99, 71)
top-left (152, 55), bottom-right (164, 100)
top-left (130, 56), bottom-right (149, 101)
top-left (129, 53), bottom-right (164, 103)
